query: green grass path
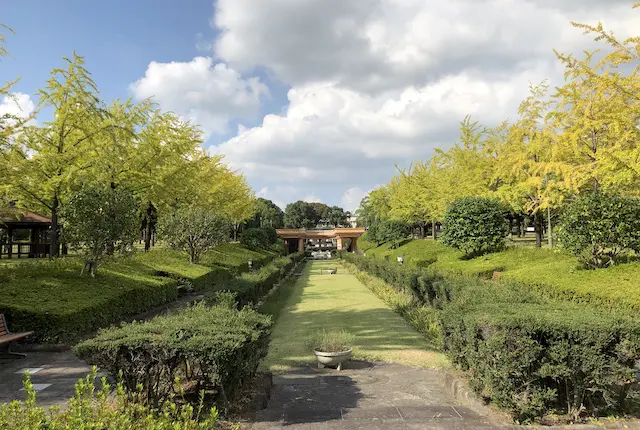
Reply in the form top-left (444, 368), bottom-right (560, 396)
top-left (261, 260), bottom-right (449, 373)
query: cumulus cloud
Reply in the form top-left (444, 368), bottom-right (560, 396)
top-left (130, 57), bottom-right (268, 137)
top-left (210, 0), bottom-right (640, 207)
top-left (0, 92), bottom-right (35, 121)
top-left (341, 187), bottom-right (369, 212)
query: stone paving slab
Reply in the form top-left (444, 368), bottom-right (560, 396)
top-left (251, 362), bottom-right (507, 429)
top-left (0, 351), bottom-right (101, 408)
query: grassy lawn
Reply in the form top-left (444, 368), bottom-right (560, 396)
top-left (0, 244), bottom-right (276, 343)
top-left (260, 260), bottom-right (449, 373)
top-left (359, 235), bottom-right (640, 310)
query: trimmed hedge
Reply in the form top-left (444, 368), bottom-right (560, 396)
top-left (74, 302), bottom-right (271, 408)
top-left (340, 252), bottom-right (640, 423)
top-left (214, 252), bottom-right (305, 307)
top-left (0, 245), bottom-right (276, 344)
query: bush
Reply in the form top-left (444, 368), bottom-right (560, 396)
top-left (240, 227), bottom-right (270, 249)
top-left (75, 302), bottom-right (271, 408)
top-left (216, 253), bottom-right (305, 306)
top-left (557, 192), bottom-right (640, 269)
top-left (340, 252), bottom-right (640, 423)
top-left (441, 196), bottom-right (510, 257)
top-left (441, 301), bottom-right (640, 423)
top-left (368, 220), bottom-right (411, 247)
top-left (0, 371), bottom-right (220, 429)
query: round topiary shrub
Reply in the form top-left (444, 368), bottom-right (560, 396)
top-left (441, 196), bottom-right (510, 257)
top-left (240, 227), bottom-right (269, 250)
top-left (557, 192), bottom-right (640, 269)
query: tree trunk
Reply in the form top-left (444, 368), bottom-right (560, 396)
top-left (547, 207), bottom-right (553, 248)
top-left (144, 203), bottom-right (153, 252)
top-left (419, 222), bottom-right (425, 238)
top-left (431, 220), bottom-right (437, 240)
top-left (50, 195), bottom-right (60, 258)
top-left (233, 223), bottom-right (239, 242)
top-left (534, 212), bottom-right (543, 248)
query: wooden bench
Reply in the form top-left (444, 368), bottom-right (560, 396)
top-left (0, 314), bottom-right (33, 358)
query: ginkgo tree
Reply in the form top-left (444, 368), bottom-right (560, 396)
top-left (2, 53), bottom-right (111, 256)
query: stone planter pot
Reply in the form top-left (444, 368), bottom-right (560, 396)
top-left (314, 348), bottom-right (352, 371)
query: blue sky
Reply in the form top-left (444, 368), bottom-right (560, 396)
top-left (3, 0), bottom-right (287, 144)
top-left (2, 1), bottom-right (635, 210)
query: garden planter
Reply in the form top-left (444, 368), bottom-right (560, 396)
top-left (314, 348), bottom-right (352, 370)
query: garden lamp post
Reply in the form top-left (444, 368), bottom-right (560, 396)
top-left (248, 260), bottom-right (253, 271)
top-left (397, 256), bottom-right (404, 265)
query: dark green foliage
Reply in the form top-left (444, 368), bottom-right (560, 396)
top-left (441, 302), bottom-right (640, 423)
top-left (557, 192), bottom-right (640, 269)
top-left (240, 227), bottom-right (269, 249)
top-left (0, 371), bottom-right (220, 429)
top-left (250, 197), bottom-right (284, 228)
top-left (340, 252), bottom-right (640, 423)
top-left (441, 197), bottom-right (510, 257)
top-left (367, 219), bottom-right (411, 247)
top-left (284, 200), bottom-right (317, 228)
top-left (240, 226), bottom-right (278, 250)
top-left (74, 302), bottom-right (271, 408)
top-left (215, 253), bottom-right (305, 307)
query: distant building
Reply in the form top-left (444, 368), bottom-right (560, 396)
top-left (347, 215), bottom-right (358, 228)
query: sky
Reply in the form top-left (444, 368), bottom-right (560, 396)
top-left (3, 0), bottom-right (640, 210)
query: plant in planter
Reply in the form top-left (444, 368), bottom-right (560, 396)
top-left (307, 329), bottom-right (354, 371)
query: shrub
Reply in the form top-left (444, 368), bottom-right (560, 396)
top-left (216, 253), bottom-right (304, 306)
top-left (441, 301), bottom-right (640, 423)
top-left (240, 227), bottom-right (270, 249)
top-left (369, 219), bottom-right (411, 248)
top-left (74, 302), bottom-right (271, 408)
top-left (441, 196), bottom-right (510, 257)
top-left (557, 192), bottom-right (640, 269)
top-left (261, 226), bottom-right (278, 245)
top-left (340, 252), bottom-right (640, 423)
top-left (0, 371), bottom-right (220, 429)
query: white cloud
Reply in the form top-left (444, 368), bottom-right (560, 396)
top-left (0, 92), bottom-right (35, 121)
top-left (130, 57), bottom-right (268, 137)
top-left (341, 187), bottom-right (368, 212)
top-left (209, 0), bottom-right (640, 206)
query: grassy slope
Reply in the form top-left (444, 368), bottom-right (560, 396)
top-left (260, 260), bottom-right (449, 373)
top-left (0, 244), bottom-right (275, 319)
top-left (359, 235), bottom-right (640, 310)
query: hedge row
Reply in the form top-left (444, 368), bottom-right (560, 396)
top-left (340, 252), bottom-right (640, 423)
top-left (214, 252), bottom-right (305, 307)
top-left (75, 302), bottom-right (271, 408)
top-left (2, 276), bottom-right (178, 345)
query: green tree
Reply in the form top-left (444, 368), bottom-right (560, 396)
top-left (375, 219), bottom-right (411, 248)
top-left (2, 53), bottom-right (111, 257)
top-left (252, 198), bottom-right (284, 228)
top-left (158, 205), bottom-right (230, 264)
top-left (61, 185), bottom-right (139, 276)
top-left (326, 205), bottom-right (348, 227)
top-left (441, 197), bottom-right (510, 257)
top-left (284, 201), bottom-right (315, 228)
top-left (309, 202), bottom-right (329, 224)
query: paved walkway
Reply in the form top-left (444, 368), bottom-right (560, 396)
top-left (0, 352), bottom-right (104, 408)
top-left (251, 361), bottom-right (511, 429)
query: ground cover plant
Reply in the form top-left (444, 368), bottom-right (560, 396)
top-left (341, 251), bottom-right (640, 423)
top-left (0, 244), bottom-right (276, 344)
top-left (0, 371), bottom-right (220, 429)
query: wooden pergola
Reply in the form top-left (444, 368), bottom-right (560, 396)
top-left (0, 209), bottom-right (52, 259)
